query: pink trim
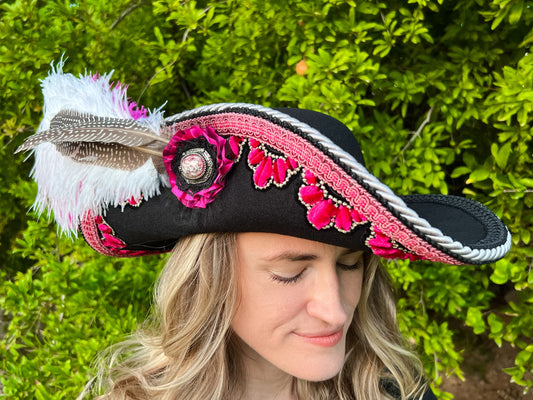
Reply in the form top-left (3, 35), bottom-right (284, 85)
top-left (80, 212), bottom-right (127, 257)
top-left (80, 212), bottom-right (155, 257)
top-left (169, 113), bottom-right (461, 265)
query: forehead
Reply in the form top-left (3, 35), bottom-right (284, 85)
top-left (235, 232), bottom-right (355, 259)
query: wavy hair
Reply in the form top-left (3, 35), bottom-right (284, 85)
top-left (82, 232), bottom-right (428, 400)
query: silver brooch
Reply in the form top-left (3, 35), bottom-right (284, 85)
top-left (179, 148), bottom-right (214, 184)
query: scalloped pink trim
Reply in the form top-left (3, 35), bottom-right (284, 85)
top-left (247, 139), bottom-right (300, 189)
top-left (169, 113), bottom-right (461, 265)
top-left (80, 212), bottom-right (155, 257)
top-left (299, 170), bottom-right (367, 233)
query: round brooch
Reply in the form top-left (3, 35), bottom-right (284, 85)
top-left (179, 148), bottom-right (214, 184)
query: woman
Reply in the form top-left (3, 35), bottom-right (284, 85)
top-left (18, 65), bottom-right (511, 399)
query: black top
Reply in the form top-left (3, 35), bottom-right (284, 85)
top-left (422, 388), bottom-right (437, 400)
top-left (383, 379), bottom-right (437, 400)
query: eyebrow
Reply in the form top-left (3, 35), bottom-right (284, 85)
top-left (261, 248), bottom-right (360, 263)
top-left (261, 251), bottom-right (319, 263)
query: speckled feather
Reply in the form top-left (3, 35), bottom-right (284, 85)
top-left (54, 141), bottom-right (166, 172)
top-left (17, 110), bottom-right (169, 153)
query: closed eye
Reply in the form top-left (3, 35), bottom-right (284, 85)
top-left (337, 251), bottom-right (364, 271)
top-left (270, 268), bottom-right (307, 285)
top-left (337, 261), bottom-right (363, 271)
top-left (337, 257), bottom-right (364, 271)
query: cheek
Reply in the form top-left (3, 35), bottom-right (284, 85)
top-left (341, 270), bottom-right (364, 312)
top-left (232, 277), bottom-right (307, 342)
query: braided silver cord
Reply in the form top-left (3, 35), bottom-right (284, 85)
top-left (166, 103), bottom-right (512, 263)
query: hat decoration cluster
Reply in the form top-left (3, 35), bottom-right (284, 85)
top-left (162, 125), bottom-right (244, 208)
top-left (18, 64), bottom-right (511, 264)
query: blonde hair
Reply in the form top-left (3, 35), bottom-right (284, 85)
top-left (85, 233), bottom-right (428, 400)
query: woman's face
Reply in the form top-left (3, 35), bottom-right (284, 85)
top-left (232, 232), bottom-right (365, 382)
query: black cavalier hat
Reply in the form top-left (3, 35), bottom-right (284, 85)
top-left (17, 66), bottom-right (511, 265)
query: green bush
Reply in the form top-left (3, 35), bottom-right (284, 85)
top-left (1, 0), bottom-right (531, 398)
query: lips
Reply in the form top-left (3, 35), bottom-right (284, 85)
top-left (293, 329), bottom-right (343, 347)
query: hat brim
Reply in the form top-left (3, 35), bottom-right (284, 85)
top-left (79, 103), bottom-right (510, 265)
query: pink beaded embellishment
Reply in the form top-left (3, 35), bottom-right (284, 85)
top-left (298, 170), bottom-right (367, 232)
top-left (366, 226), bottom-right (424, 261)
top-left (247, 139), bottom-right (300, 189)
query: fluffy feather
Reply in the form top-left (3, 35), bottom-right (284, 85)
top-left (32, 143), bottom-right (166, 234)
top-left (37, 61), bottom-right (165, 132)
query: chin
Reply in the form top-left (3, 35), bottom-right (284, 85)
top-left (293, 367), bottom-right (343, 382)
top-left (287, 354), bottom-right (345, 382)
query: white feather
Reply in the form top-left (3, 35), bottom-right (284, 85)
top-left (32, 143), bottom-right (167, 235)
top-left (38, 60), bottom-right (165, 133)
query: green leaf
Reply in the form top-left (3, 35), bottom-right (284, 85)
top-left (466, 165), bottom-right (490, 183)
top-left (495, 141), bottom-right (512, 169)
top-left (451, 166), bottom-right (471, 178)
top-left (516, 349), bottom-right (532, 365)
top-left (466, 307), bottom-right (486, 334)
top-left (491, 259), bottom-right (511, 285)
top-left (521, 229), bottom-right (531, 245)
top-left (508, 0), bottom-right (524, 25)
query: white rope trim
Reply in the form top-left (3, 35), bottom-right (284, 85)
top-left (166, 103), bottom-right (512, 264)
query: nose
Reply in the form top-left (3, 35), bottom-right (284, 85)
top-left (306, 268), bottom-right (348, 327)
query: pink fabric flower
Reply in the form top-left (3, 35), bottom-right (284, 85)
top-left (249, 148), bottom-right (265, 164)
top-left (335, 205), bottom-right (353, 231)
top-left (254, 156), bottom-right (273, 188)
top-left (273, 158), bottom-right (288, 184)
top-left (163, 126), bottom-right (241, 208)
top-left (308, 199), bottom-right (337, 229)
top-left (299, 185), bottom-right (324, 204)
top-left (351, 208), bottom-right (366, 223)
top-left (102, 233), bottom-right (125, 248)
top-left (304, 170), bottom-right (318, 184)
top-left (228, 136), bottom-right (243, 157)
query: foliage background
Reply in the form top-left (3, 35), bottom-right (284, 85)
top-left (1, 0), bottom-right (532, 398)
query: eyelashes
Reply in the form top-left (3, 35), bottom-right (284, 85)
top-left (270, 268), bottom-right (307, 285)
top-left (337, 260), bottom-right (364, 271)
top-left (270, 261), bottom-right (363, 285)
